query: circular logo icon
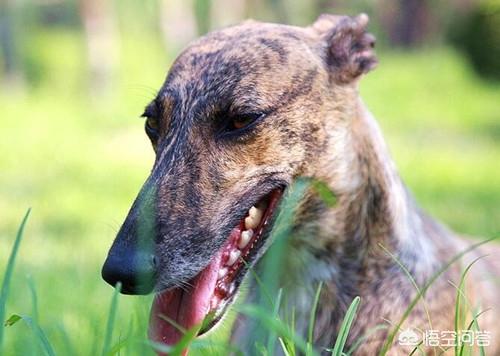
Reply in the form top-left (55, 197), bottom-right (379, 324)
top-left (398, 328), bottom-right (421, 346)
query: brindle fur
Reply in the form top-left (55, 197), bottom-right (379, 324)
top-left (104, 14), bottom-right (500, 355)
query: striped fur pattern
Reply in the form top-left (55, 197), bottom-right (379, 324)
top-left (110, 14), bottom-right (500, 354)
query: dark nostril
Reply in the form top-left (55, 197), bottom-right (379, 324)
top-left (101, 250), bottom-right (158, 295)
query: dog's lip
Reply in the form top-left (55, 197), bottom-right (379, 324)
top-left (197, 186), bottom-right (284, 335)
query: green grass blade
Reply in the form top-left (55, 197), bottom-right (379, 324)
top-left (259, 178), bottom-right (310, 299)
top-left (330, 296), bottom-right (360, 356)
top-left (0, 208), bottom-right (31, 348)
top-left (147, 340), bottom-right (172, 354)
top-left (473, 308), bottom-right (487, 356)
top-left (454, 255), bottom-right (485, 355)
top-left (237, 303), bottom-right (317, 356)
top-left (278, 337), bottom-right (292, 356)
top-left (344, 325), bottom-right (388, 355)
top-left (29, 318), bottom-right (56, 356)
top-left (56, 322), bottom-right (77, 356)
top-left (27, 275), bottom-right (42, 352)
top-left (278, 304), bottom-right (297, 356)
top-left (378, 243), bottom-right (433, 332)
top-left (27, 275), bottom-right (39, 323)
top-left (458, 308), bottom-right (489, 356)
top-left (153, 313), bottom-right (217, 355)
top-left (266, 288), bottom-right (283, 356)
top-left (408, 340), bottom-right (425, 356)
top-left (188, 337), bottom-right (244, 355)
top-left (289, 307), bottom-right (296, 356)
top-left (256, 342), bottom-right (268, 356)
top-left (379, 238), bottom-right (493, 355)
top-left (6, 314), bottom-right (55, 356)
top-left (152, 312), bottom-right (216, 355)
top-left (307, 282), bottom-right (323, 355)
top-left (106, 317), bottom-right (136, 355)
top-left (158, 313), bottom-right (187, 334)
top-left (168, 326), bottom-right (199, 355)
top-left (241, 179), bottom-right (310, 349)
top-left (4, 314), bottom-right (22, 327)
top-left (101, 282), bottom-right (121, 356)
top-left (242, 259), bottom-right (274, 309)
top-left (107, 337), bottom-right (129, 355)
top-left (311, 179), bottom-right (337, 208)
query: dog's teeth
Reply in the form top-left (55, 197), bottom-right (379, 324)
top-left (226, 250), bottom-right (241, 266)
top-left (229, 283), bottom-right (235, 294)
top-left (218, 267), bottom-right (228, 279)
top-left (249, 206), bottom-right (264, 220)
top-left (245, 206), bottom-right (263, 229)
top-left (238, 229), bottom-right (253, 249)
top-left (244, 216), bottom-right (257, 230)
top-left (210, 296), bottom-right (220, 310)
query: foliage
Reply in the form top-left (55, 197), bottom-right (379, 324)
top-left (449, 0), bottom-right (500, 80)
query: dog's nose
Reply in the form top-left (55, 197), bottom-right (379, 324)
top-left (101, 248), bottom-right (157, 295)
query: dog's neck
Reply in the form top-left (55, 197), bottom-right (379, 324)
top-left (282, 93), bottom-right (442, 337)
top-left (300, 93), bottom-right (437, 266)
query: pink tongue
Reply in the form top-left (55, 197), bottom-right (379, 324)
top-left (148, 252), bottom-right (223, 355)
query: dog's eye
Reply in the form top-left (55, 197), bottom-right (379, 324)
top-left (227, 113), bottom-right (264, 132)
top-left (145, 117), bottom-right (160, 140)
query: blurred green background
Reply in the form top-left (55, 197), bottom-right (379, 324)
top-left (0, 0), bottom-right (499, 354)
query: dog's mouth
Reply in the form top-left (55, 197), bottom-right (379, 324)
top-left (148, 188), bottom-right (283, 349)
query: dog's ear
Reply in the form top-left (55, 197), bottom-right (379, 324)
top-left (311, 13), bottom-right (377, 84)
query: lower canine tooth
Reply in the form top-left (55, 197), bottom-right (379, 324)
top-left (238, 229), bottom-right (253, 249)
top-left (227, 250), bottom-right (241, 266)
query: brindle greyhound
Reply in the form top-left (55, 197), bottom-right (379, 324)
top-left (101, 14), bottom-right (500, 355)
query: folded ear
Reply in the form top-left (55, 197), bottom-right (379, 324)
top-left (312, 13), bottom-right (377, 84)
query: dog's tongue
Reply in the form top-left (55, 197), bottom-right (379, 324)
top-left (148, 252), bottom-right (223, 355)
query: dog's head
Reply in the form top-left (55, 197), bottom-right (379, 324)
top-left (102, 14), bottom-right (376, 346)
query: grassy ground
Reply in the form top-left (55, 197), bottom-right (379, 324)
top-left (0, 28), bottom-right (499, 355)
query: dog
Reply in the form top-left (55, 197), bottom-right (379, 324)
top-left (101, 14), bottom-right (500, 355)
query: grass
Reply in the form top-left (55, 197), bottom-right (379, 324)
top-left (378, 238), bottom-right (493, 355)
top-left (1, 188), bottom-right (492, 355)
top-left (0, 25), bottom-right (499, 355)
top-left (330, 296), bottom-right (360, 356)
top-left (0, 209), bottom-right (31, 348)
top-left (101, 282), bottom-right (121, 356)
